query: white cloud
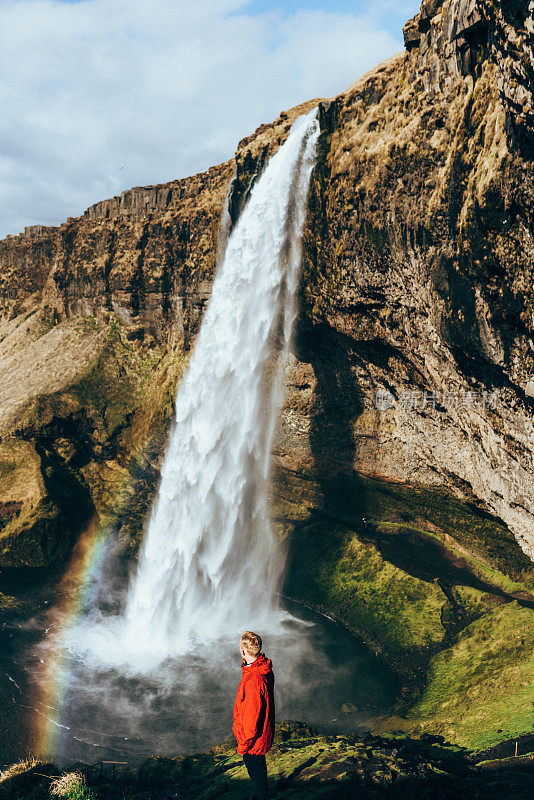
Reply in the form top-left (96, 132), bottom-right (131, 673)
top-left (0, 0), bottom-right (403, 238)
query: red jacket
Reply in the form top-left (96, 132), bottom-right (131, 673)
top-left (232, 653), bottom-right (275, 755)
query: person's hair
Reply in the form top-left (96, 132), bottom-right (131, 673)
top-left (240, 631), bottom-right (262, 658)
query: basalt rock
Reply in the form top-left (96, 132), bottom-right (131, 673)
top-left (402, 0), bottom-right (534, 149)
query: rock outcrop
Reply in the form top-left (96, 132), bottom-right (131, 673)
top-left (283, 0), bottom-right (534, 560)
top-left (403, 0), bottom-right (534, 146)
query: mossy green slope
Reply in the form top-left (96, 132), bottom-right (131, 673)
top-left (277, 467), bottom-right (534, 750)
top-left (401, 601), bottom-right (534, 751)
top-left (0, 307), bottom-right (186, 567)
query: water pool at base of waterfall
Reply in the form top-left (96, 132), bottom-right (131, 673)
top-left (1, 585), bottom-right (400, 767)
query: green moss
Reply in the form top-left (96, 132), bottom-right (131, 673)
top-left (71, 316), bottom-right (173, 444)
top-left (132, 722), bottom-right (476, 799)
top-left (296, 469), bottom-right (534, 597)
top-left (8, 722), bottom-right (532, 799)
top-left (285, 519), bottom-right (448, 667)
top-left (88, 343), bottom-right (187, 539)
top-left (446, 585), bottom-right (497, 626)
top-left (0, 499), bottom-right (64, 567)
top-left (373, 519), bottom-right (528, 595)
top-left (351, 474), bottom-right (534, 588)
top-left (405, 602), bottom-right (534, 750)
top-left (332, 533), bottom-right (446, 652)
top-left (279, 468), bottom-right (534, 750)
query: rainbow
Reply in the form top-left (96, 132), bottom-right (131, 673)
top-left (33, 517), bottom-right (111, 758)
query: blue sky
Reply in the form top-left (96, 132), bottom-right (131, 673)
top-left (0, 0), bottom-right (420, 238)
top-left (58, 0), bottom-right (418, 40)
top-left (244, 1), bottom-right (417, 36)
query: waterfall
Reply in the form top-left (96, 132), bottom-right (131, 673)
top-left (120, 109), bottom-right (320, 662)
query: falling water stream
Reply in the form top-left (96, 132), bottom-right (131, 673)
top-left (121, 108), bottom-right (321, 660)
top-left (0, 110), bottom-right (400, 766)
top-left (67, 108), bottom-right (321, 672)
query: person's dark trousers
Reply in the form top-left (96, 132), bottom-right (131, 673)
top-left (242, 752), bottom-right (267, 800)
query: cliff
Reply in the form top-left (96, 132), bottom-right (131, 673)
top-left (286, 0), bottom-right (534, 562)
top-left (1, 0), bottom-right (534, 752)
top-left (2, 2), bottom-right (534, 558)
top-left (0, 100), bottom-right (319, 566)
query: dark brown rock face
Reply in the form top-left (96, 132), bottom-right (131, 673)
top-left (281, 0), bottom-right (534, 559)
top-left (1, 0), bottom-right (534, 564)
top-left (0, 227), bottom-right (57, 317)
top-left (403, 0), bottom-right (534, 146)
top-left (0, 101), bottom-right (317, 345)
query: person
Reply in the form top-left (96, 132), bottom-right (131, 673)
top-left (232, 631), bottom-right (275, 800)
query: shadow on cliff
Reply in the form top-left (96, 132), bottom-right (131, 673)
top-left (293, 320), bottom-right (363, 484)
top-left (342, 518), bottom-right (534, 612)
top-left (280, 318), bottom-right (534, 693)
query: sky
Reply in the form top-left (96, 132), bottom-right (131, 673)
top-left (0, 0), bottom-right (420, 239)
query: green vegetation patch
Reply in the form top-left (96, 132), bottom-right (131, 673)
top-left (50, 771), bottom-right (95, 799)
top-left (285, 518), bottom-right (447, 665)
top-left (338, 472), bottom-right (533, 588)
top-left (3, 724), bottom-right (533, 799)
top-left (405, 601), bottom-right (534, 751)
top-left (277, 467), bottom-right (534, 750)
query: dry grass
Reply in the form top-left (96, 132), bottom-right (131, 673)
top-left (50, 770), bottom-right (94, 799)
top-left (0, 758), bottom-right (41, 783)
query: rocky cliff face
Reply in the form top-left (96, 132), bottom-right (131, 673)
top-left (0, 101), bottom-right (318, 344)
top-left (2, 2), bottom-right (533, 560)
top-left (282, 0), bottom-right (534, 561)
top-left (0, 100), bottom-right (319, 567)
top-left (1, 0), bottom-right (534, 752)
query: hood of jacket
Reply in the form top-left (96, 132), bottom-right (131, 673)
top-left (241, 652), bottom-right (272, 676)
